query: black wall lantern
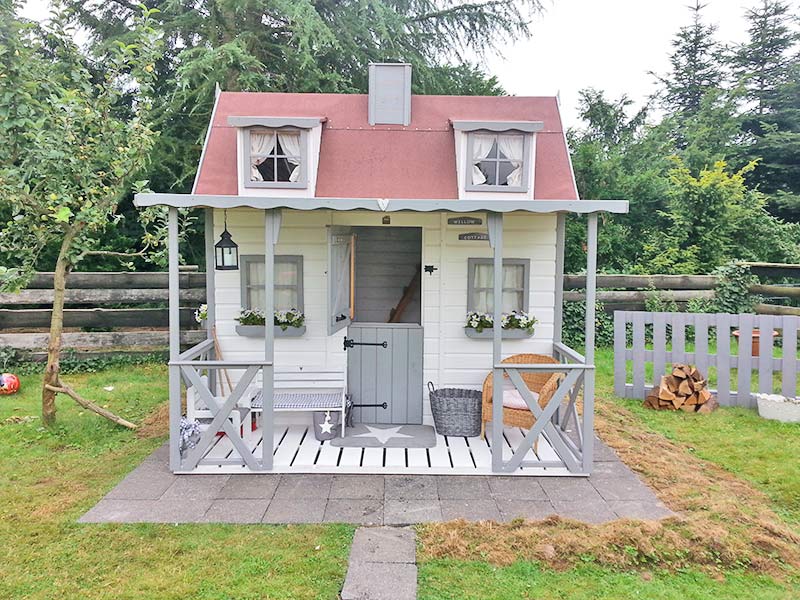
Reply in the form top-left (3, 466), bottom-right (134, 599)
top-left (215, 210), bottom-right (239, 270)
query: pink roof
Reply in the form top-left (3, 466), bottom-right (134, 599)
top-left (194, 92), bottom-right (578, 201)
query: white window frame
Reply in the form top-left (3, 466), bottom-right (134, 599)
top-left (241, 255), bottom-right (304, 312)
top-left (467, 258), bottom-right (530, 313)
top-left (464, 131), bottom-right (532, 193)
top-left (243, 127), bottom-right (309, 190)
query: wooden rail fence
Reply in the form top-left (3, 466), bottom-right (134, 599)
top-left (613, 311), bottom-right (800, 408)
top-left (564, 273), bottom-right (800, 316)
top-left (0, 270), bottom-right (206, 357)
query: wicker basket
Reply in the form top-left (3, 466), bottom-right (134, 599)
top-left (428, 382), bottom-right (482, 437)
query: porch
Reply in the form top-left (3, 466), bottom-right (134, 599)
top-left (137, 194), bottom-right (628, 476)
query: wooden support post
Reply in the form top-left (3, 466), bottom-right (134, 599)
top-left (582, 213), bottom-right (598, 473)
top-left (261, 209), bottom-right (276, 470)
top-left (554, 212), bottom-right (566, 344)
top-left (489, 212), bottom-right (504, 472)
top-left (204, 208), bottom-right (218, 394)
top-left (168, 207), bottom-right (182, 471)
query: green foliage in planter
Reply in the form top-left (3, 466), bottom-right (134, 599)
top-left (562, 301), bottom-right (614, 349)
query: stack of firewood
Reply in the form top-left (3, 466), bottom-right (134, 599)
top-left (644, 364), bottom-right (718, 413)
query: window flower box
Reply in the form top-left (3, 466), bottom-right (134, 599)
top-left (235, 308), bottom-right (305, 338)
top-left (464, 311), bottom-right (536, 339)
top-left (236, 324), bottom-right (306, 338)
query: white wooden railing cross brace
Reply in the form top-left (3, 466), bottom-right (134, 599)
top-left (181, 364), bottom-right (261, 471)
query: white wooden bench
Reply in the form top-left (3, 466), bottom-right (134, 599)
top-left (248, 368), bottom-right (348, 437)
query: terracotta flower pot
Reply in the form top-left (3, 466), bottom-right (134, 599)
top-left (732, 328), bottom-right (779, 357)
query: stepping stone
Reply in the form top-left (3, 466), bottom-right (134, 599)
top-left (341, 527), bottom-right (417, 600)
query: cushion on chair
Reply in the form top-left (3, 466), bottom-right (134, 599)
top-left (502, 388), bottom-right (539, 410)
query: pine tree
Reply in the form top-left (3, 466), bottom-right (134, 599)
top-left (732, 0), bottom-right (799, 115)
top-left (732, 0), bottom-right (800, 220)
top-left (656, 1), bottom-right (724, 121)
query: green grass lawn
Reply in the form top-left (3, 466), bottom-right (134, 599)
top-left (0, 365), bottom-right (353, 600)
top-left (419, 562), bottom-right (797, 600)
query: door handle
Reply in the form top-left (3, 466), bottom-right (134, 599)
top-left (343, 337), bottom-right (388, 350)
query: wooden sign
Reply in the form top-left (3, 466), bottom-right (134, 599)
top-left (458, 232), bottom-right (490, 241)
top-left (448, 216), bottom-right (482, 226)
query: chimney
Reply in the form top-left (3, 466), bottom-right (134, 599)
top-left (368, 63), bottom-right (412, 126)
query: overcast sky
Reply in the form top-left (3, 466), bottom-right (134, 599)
top-left (21, 0), bottom-right (756, 128)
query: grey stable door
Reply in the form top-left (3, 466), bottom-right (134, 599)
top-left (346, 323), bottom-right (424, 424)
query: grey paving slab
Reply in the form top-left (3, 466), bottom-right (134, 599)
top-left (540, 477), bottom-right (606, 503)
top-left (440, 498), bottom-right (502, 521)
top-left (348, 527), bottom-right (416, 564)
top-left (487, 476), bottom-right (548, 500)
top-left (608, 499), bottom-right (674, 520)
top-left (143, 443), bottom-right (170, 464)
top-left (384, 499), bottom-right (443, 525)
top-left (330, 475), bottom-right (385, 499)
top-left (262, 497), bottom-right (327, 524)
top-left (80, 498), bottom-right (213, 523)
top-left (160, 475), bottom-right (230, 501)
top-left (385, 475), bottom-right (438, 500)
top-left (105, 466), bottom-right (177, 500)
top-left (341, 561), bottom-right (417, 600)
top-left (324, 499), bottom-right (383, 525)
top-left (435, 476), bottom-right (491, 499)
top-left (272, 474), bottom-right (333, 500)
top-left (496, 499), bottom-right (557, 522)
top-left (593, 438), bottom-right (621, 462)
top-left (218, 475), bottom-right (280, 499)
top-left (591, 474), bottom-right (661, 502)
top-left (202, 499), bottom-right (270, 523)
top-left (550, 499), bottom-right (617, 524)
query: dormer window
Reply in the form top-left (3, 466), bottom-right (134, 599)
top-left (470, 133), bottom-right (525, 189)
top-left (229, 116), bottom-right (324, 190)
top-left (245, 128), bottom-right (307, 188)
top-left (453, 120), bottom-right (544, 193)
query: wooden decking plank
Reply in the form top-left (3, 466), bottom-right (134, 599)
top-left (273, 425), bottom-right (307, 467)
top-left (315, 442), bottom-right (341, 467)
top-left (428, 434), bottom-right (451, 468)
top-left (407, 447), bottom-right (429, 469)
top-left (293, 428), bottom-right (323, 467)
top-left (446, 436), bottom-right (475, 469)
top-left (466, 435), bottom-right (492, 469)
top-left (385, 447), bottom-right (406, 468)
top-left (362, 447), bottom-right (384, 468)
top-left (339, 447), bottom-right (363, 468)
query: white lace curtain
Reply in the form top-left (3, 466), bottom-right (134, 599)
top-left (498, 135), bottom-right (524, 187)
top-left (473, 264), bottom-right (524, 313)
top-left (277, 132), bottom-right (301, 182)
top-left (471, 133), bottom-right (496, 185)
top-left (250, 131), bottom-right (301, 182)
top-left (250, 132), bottom-right (275, 181)
top-left (248, 260), bottom-right (299, 311)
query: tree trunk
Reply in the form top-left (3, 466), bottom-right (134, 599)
top-left (41, 227), bottom-right (77, 427)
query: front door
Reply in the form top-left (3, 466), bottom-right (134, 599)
top-left (345, 323), bottom-right (424, 424)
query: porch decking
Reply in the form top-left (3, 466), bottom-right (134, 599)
top-left (188, 423), bottom-right (571, 476)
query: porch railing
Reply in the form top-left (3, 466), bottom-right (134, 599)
top-left (169, 338), bottom-right (273, 472)
top-left (488, 341), bottom-right (594, 474)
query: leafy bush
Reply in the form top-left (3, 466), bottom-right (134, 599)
top-left (562, 301), bottom-right (615, 350)
top-left (712, 262), bottom-right (757, 314)
top-left (0, 347), bottom-right (166, 375)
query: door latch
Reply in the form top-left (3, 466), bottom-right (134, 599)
top-left (343, 337), bottom-right (388, 350)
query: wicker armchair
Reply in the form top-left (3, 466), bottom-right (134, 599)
top-left (481, 353), bottom-right (561, 440)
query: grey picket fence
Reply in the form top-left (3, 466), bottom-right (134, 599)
top-left (613, 311), bottom-right (799, 408)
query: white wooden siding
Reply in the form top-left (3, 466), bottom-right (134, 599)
top-left (213, 208), bottom-right (557, 421)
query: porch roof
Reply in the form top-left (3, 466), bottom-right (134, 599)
top-left (133, 193), bottom-right (628, 214)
